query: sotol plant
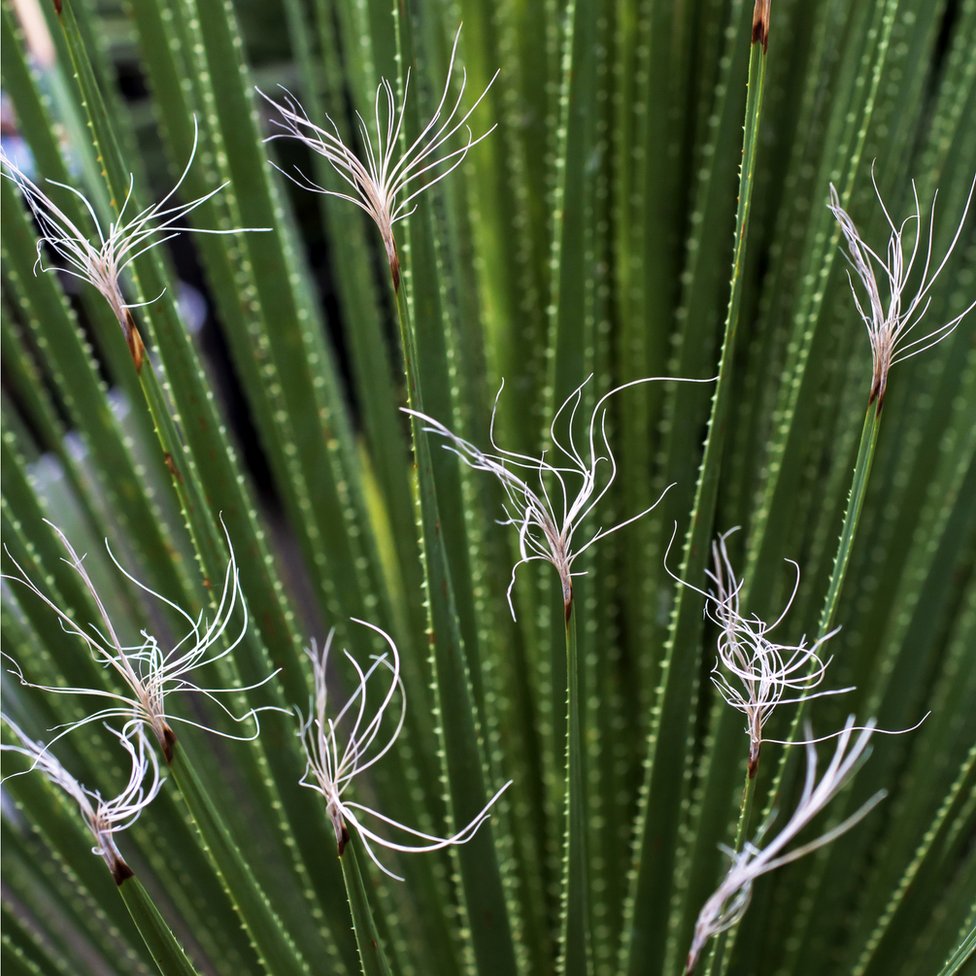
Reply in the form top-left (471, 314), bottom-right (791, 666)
top-left (1, 1), bottom-right (973, 975)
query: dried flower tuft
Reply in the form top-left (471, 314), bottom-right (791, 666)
top-left (2, 520), bottom-right (278, 763)
top-left (1, 119), bottom-right (268, 369)
top-left (408, 374), bottom-right (712, 620)
top-left (686, 717), bottom-right (883, 973)
top-left (828, 169), bottom-right (975, 409)
top-left (668, 527), bottom-right (852, 775)
top-left (259, 26), bottom-right (497, 289)
top-left (1, 716), bottom-right (163, 884)
top-left (298, 618), bottom-right (510, 880)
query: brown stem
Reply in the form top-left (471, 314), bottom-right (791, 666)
top-left (161, 723), bottom-right (178, 765)
top-left (122, 309), bottom-right (146, 372)
top-left (111, 855), bottom-right (135, 886)
top-left (751, 0), bottom-right (771, 52)
top-left (747, 741), bottom-right (761, 779)
top-left (387, 238), bottom-right (401, 292)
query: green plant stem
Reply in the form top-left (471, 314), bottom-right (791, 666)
top-left (934, 920), bottom-right (976, 976)
top-left (340, 841), bottom-right (394, 976)
top-left (117, 876), bottom-right (201, 976)
top-left (703, 766), bottom-right (757, 976)
top-left (392, 274), bottom-right (423, 410)
top-left (168, 747), bottom-right (311, 976)
top-left (561, 604), bottom-right (591, 976)
top-left (818, 403), bottom-right (883, 633)
top-left (136, 356), bottom-right (232, 579)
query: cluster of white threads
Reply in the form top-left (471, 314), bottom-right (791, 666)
top-left (667, 527), bottom-right (851, 775)
top-left (2, 520), bottom-right (278, 762)
top-left (408, 374), bottom-right (713, 620)
top-left (297, 618), bottom-right (511, 881)
top-left (0, 119), bottom-right (268, 368)
top-left (828, 169), bottom-right (975, 408)
top-left (685, 717), bottom-right (884, 974)
top-left (1, 716), bottom-right (163, 883)
top-left (258, 26), bottom-right (498, 286)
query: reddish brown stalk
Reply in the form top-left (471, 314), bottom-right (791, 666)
top-left (161, 724), bottom-right (178, 765)
top-left (752, 0), bottom-right (771, 52)
top-left (747, 742), bottom-right (761, 779)
top-left (389, 241), bottom-right (401, 292)
top-left (122, 309), bottom-right (146, 372)
top-left (111, 857), bottom-right (135, 886)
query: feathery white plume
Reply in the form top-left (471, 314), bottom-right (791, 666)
top-left (298, 618), bottom-right (510, 881)
top-left (408, 374), bottom-right (713, 619)
top-left (668, 527), bottom-right (852, 775)
top-left (1, 118), bottom-right (268, 368)
top-left (1, 716), bottom-right (163, 883)
top-left (686, 717), bottom-right (883, 973)
top-left (828, 169), bottom-right (975, 408)
top-left (259, 26), bottom-right (498, 288)
top-left (3, 520), bottom-right (277, 762)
